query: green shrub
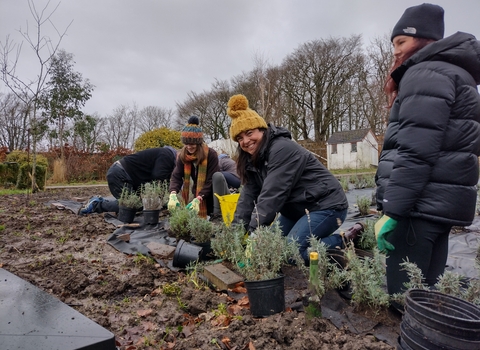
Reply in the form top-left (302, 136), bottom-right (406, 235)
top-left (238, 222), bottom-right (300, 281)
top-left (0, 162), bottom-right (19, 186)
top-left (210, 223), bottom-right (245, 263)
top-left (134, 127), bottom-right (182, 152)
top-left (118, 186), bottom-right (142, 209)
top-left (344, 243), bottom-right (390, 310)
top-left (188, 215), bottom-right (214, 243)
top-left (16, 164), bottom-right (46, 190)
top-left (6, 150), bottom-right (48, 168)
top-left (169, 207), bottom-right (196, 240)
top-left (356, 195), bottom-right (371, 216)
top-left (356, 219), bottom-right (377, 251)
top-left (339, 176), bottom-right (350, 192)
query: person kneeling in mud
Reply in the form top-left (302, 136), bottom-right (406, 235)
top-left (226, 94), bottom-right (361, 264)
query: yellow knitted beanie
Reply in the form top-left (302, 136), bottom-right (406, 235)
top-left (227, 94), bottom-right (268, 141)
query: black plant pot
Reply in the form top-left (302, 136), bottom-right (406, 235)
top-left (244, 275), bottom-right (285, 317)
top-left (190, 238), bottom-right (214, 261)
top-left (172, 239), bottom-right (203, 268)
top-left (400, 289), bottom-right (480, 349)
top-left (117, 206), bottom-right (137, 223)
top-left (143, 209), bottom-right (160, 225)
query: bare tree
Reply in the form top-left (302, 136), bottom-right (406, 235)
top-left (281, 35), bottom-right (364, 142)
top-left (361, 35), bottom-right (393, 135)
top-left (0, 0), bottom-right (71, 191)
top-left (176, 79), bottom-right (232, 142)
top-left (248, 55), bottom-right (285, 126)
top-left (138, 106), bottom-right (175, 133)
top-left (0, 93), bottom-right (30, 150)
top-left (103, 104), bottom-right (138, 149)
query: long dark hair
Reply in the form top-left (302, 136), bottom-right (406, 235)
top-left (178, 143), bottom-right (207, 164)
top-left (236, 128), bottom-right (268, 184)
top-left (385, 37), bottom-right (436, 108)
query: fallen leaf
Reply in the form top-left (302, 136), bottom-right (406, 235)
top-left (211, 314), bottom-right (231, 327)
top-left (231, 285), bottom-right (247, 293)
top-left (221, 336), bottom-right (232, 349)
top-left (142, 321), bottom-right (157, 331)
top-left (237, 296), bottom-right (250, 307)
top-left (181, 323), bottom-right (194, 338)
top-left (227, 304), bottom-right (242, 315)
top-left (137, 309), bottom-right (153, 317)
top-left (150, 287), bottom-right (163, 296)
top-left (233, 281), bottom-right (245, 288)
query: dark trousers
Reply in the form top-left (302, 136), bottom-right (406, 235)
top-left (94, 162), bottom-right (135, 213)
top-left (106, 162), bottom-right (134, 198)
top-left (386, 217), bottom-right (451, 295)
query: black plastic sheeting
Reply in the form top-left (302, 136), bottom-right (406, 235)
top-left (0, 269), bottom-right (116, 350)
top-left (105, 214), bottom-right (177, 257)
top-left (49, 189), bottom-right (480, 279)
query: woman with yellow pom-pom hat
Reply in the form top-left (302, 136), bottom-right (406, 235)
top-left (227, 94), bottom-right (351, 264)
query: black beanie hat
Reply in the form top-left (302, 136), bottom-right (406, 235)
top-left (391, 3), bottom-right (444, 42)
top-left (181, 116), bottom-right (203, 145)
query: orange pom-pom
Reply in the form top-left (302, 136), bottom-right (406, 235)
top-left (228, 94), bottom-right (248, 112)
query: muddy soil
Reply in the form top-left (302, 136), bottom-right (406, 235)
top-left (0, 187), bottom-right (400, 350)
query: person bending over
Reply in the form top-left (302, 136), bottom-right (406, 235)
top-left (79, 146), bottom-right (177, 215)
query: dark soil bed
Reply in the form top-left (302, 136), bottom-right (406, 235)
top-left (0, 187), bottom-right (400, 349)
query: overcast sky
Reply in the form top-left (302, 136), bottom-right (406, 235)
top-left (1, 0), bottom-right (479, 117)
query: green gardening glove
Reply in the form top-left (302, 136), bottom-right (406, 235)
top-left (374, 215), bottom-right (397, 252)
top-left (167, 192), bottom-right (180, 211)
top-left (186, 196), bottom-right (201, 214)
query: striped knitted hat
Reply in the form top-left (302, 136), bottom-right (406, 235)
top-left (181, 116), bottom-right (203, 145)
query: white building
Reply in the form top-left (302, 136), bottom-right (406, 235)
top-left (327, 129), bottom-right (378, 170)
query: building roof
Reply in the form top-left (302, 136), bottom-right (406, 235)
top-left (327, 129), bottom-right (373, 144)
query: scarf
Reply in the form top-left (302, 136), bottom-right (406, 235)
top-left (181, 144), bottom-right (209, 218)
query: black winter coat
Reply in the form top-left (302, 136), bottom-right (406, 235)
top-left (120, 146), bottom-right (177, 190)
top-left (375, 32), bottom-right (480, 226)
top-left (233, 125), bottom-right (348, 230)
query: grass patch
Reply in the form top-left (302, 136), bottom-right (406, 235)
top-left (0, 188), bottom-right (30, 196)
top-left (46, 180), bottom-right (108, 186)
top-left (330, 167), bottom-right (376, 175)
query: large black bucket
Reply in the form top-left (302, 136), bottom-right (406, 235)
top-left (117, 206), bottom-right (137, 223)
top-left (244, 275), bottom-right (285, 317)
top-left (400, 289), bottom-right (480, 349)
top-left (397, 335), bottom-right (414, 350)
top-left (172, 239), bottom-right (203, 268)
top-left (143, 209), bottom-right (160, 225)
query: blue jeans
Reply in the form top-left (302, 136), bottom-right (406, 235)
top-left (277, 208), bottom-right (348, 263)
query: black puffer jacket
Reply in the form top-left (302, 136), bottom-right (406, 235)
top-left (376, 32), bottom-right (480, 226)
top-left (233, 125), bottom-right (348, 230)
